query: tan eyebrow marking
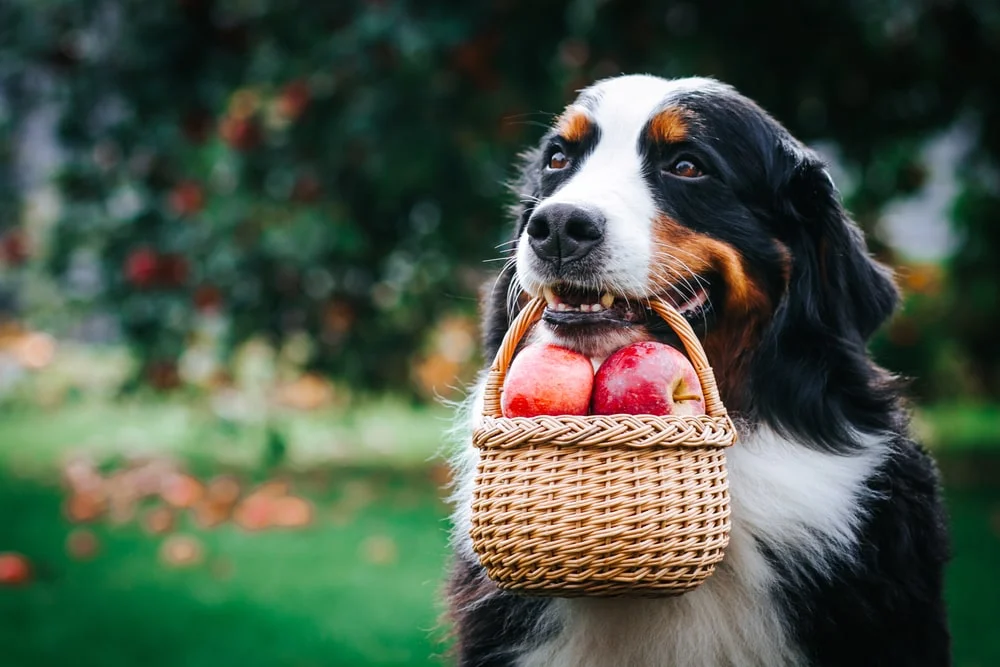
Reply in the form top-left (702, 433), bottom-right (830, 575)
top-left (648, 107), bottom-right (690, 143)
top-left (554, 106), bottom-right (593, 142)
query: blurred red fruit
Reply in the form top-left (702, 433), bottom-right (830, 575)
top-left (193, 285), bottom-right (223, 313)
top-left (1, 231), bottom-right (29, 265)
top-left (155, 254), bottom-right (188, 287)
top-left (276, 79), bottom-right (310, 120)
top-left (168, 181), bottom-right (205, 216)
top-left (124, 248), bottom-right (158, 287)
top-left (0, 552), bottom-right (31, 585)
top-left (219, 115), bottom-right (261, 151)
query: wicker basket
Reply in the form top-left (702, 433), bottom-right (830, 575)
top-left (470, 297), bottom-right (738, 597)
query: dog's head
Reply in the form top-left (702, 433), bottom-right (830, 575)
top-left (488, 75), bottom-right (901, 449)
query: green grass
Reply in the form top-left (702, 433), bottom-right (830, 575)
top-left (0, 396), bottom-right (451, 476)
top-left (915, 403), bottom-right (1000, 453)
top-left (945, 490), bottom-right (1000, 667)
top-left (0, 400), bottom-right (998, 666)
top-left (0, 468), bottom-right (453, 667)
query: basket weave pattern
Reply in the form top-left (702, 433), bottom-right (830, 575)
top-left (470, 297), bottom-right (738, 596)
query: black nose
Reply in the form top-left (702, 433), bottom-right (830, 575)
top-left (526, 204), bottom-right (606, 264)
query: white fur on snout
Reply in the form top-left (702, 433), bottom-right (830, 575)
top-left (516, 75), bottom-right (720, 358)
top-left (517, 75), bottom-right (720, 303)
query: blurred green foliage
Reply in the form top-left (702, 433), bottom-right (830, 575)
top-left (0, 0), bottom-right (998, 399)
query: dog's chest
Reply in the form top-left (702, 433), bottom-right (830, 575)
top-left (512, 428), bottom-right (884, 667)
top-left (515, 529), bottom-right (797, 667)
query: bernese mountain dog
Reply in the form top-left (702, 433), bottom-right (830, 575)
top-left (445, 74), bottom-right (951, 666)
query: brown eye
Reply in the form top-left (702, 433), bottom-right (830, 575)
top-left (667, 159), bottom-right (703, 178)
top-left (549, 151), bottom-right (569, 170)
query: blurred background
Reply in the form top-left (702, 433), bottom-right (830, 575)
top-left (0, 1), bottom-right (997, 665)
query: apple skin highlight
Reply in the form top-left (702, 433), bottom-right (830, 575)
top-left (501, 344), bottom-right (595, 417)
top-left (591, 341), bottom-right (706, 416)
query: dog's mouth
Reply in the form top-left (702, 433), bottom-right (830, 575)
top-left (539, 279), bottom-right (717, 331)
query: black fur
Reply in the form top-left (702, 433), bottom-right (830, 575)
top-left (450, 76), bottom-right (951, 666)
top-left (771, 436), bottom-right (952, 666)
top-left (446, 557), bottom-right (554, 667)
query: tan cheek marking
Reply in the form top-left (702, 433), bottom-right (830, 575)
top-left (651, 217), bottom-right (768, 313)
top-left (554, 107), bottom-right (592, 143)
top-left (651, 215), bottom-right (773, 409)
top-left (648, 107), bottom-right (690, 144)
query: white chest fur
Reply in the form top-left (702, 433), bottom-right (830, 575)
top-left (449, 385), bottom-right (886, 667)
top-left (513, 428), bottom-right (886, 667)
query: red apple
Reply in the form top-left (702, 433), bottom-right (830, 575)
top-left (592, 342), bottom-right (705, 416)
top-left (501, 344), bottom-right (593, 417)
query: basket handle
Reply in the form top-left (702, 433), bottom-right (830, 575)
top-left (481, 297), bottom-right (729, 419)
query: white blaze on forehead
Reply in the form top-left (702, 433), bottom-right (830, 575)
top-left (516, 75), bottom-right (717, 299)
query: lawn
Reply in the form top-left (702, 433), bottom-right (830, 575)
top-left (0, 400), bottom-right (998, 667)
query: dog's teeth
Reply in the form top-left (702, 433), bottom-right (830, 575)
top-left (589, 303), bottom-right (603, 312)
top-left (556, 303), bottom-right (570, 312)
top-left (600, 293), bottom-right (614, 308)
top-left (543, 286), bottom-right (558, 307)
top-left (580, 303), bottom-right (591, 313)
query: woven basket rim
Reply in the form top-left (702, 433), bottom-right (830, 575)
top-left (473, 413), bottom-right (737, 449)
top-left (480, 296), bottom-right (735, 430)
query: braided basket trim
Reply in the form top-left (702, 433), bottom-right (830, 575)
top-left (470, 442), bottom-right (731, 596)
top-left (470, 297), bottom-right (737, 596)
top-left (473, 414), bottom-right (737, 450)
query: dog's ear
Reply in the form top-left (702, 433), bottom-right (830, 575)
top-left (778, 147), bottom-right (900, 342)
top-left (481, 145), bottom-right (545, 359)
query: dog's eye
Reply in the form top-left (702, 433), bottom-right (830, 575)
top-left (548, 151), bottom-right (569, 170)
top-left (665, 158), bottom-right (703, 179)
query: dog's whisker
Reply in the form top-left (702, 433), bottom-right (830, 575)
top-left (489, 257), bottom-right (518, 304)
top-left (661, 255), bottom-right (713, 330)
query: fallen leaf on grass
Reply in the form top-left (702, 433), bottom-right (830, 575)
top-left (271, 496), bottom-right (313, 528)
top-left (160, 473), bottom-right (205, 509)
top-left (193, 499), bottom-right (232, 529)
top-left (427, 463), bottom-right (452, 487)
top-left (160, 534), bottom-right (204, 568)
top-left (142, 506), bottom-right (176, 535)
top-left (0, 552), bottom-right (32, 585)
top-left (360, 534), bottom-right (398, 565)
top-left (206, 474), bottom-right (241, 505)
top-left (233, 493), bottom-right (273, 531)
top-left (66, 529), bottom-right (100, 560)
top-left (63, 493), bottom-right (106, 523)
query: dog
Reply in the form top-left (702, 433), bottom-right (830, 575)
top-left (445, 74), bottom-right (951, 667)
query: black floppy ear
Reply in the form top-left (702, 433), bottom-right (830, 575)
top-left (480, 145), bottom-right (545, 360)
top-left (781, 150), bottom-right (900, 342)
